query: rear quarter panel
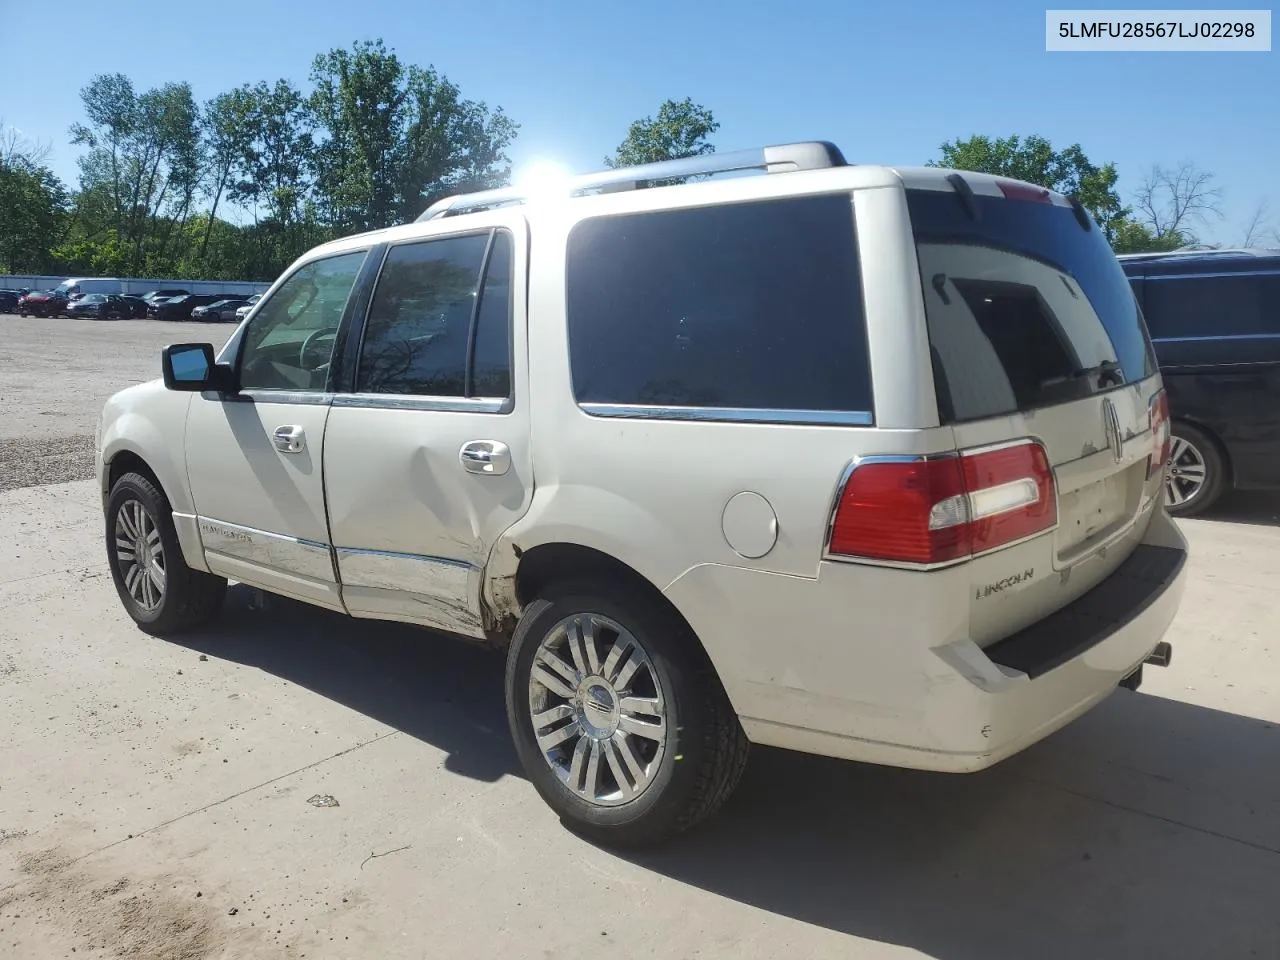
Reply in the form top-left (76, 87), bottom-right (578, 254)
top-left (489, 170), bottom-right (954, 693)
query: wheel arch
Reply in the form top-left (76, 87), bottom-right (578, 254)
top-left (101, 438), bottom-right (208, 573)
top-left (505, 541), bottom-right (721, 676)
top-left (105, 448), bottom-right (165, 503)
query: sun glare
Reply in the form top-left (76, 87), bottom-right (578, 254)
top-left (513, 159), bottom-right (573, 197)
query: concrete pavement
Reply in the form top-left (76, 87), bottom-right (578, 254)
top-left (2, 313), bottom-right (1279, 957)
top-left (2, 477), bottom-right (1279, 958)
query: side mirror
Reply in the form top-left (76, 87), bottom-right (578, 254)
top-left (162, 343), bottom-right (232, 392)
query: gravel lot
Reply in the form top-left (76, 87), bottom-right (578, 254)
top-left (2, 313), bottom-right (1280, 958)
top-left (0, 314), bottom-right (232, 489)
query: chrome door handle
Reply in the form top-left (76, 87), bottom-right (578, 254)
top-left (273, 425), bottom-right (306, 454)
top-left (460, 440), bottom-right (510, 476)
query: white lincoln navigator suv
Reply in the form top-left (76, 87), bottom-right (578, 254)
top-left (97, 142), bottom-right (1187, 845)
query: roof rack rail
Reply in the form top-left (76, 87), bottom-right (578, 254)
top-left (1117, 246), bottom-right (1280, 261)
top-left (415, 141), bottom-right (847, 221)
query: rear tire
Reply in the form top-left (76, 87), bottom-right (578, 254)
top-left (105, 472), bottom-right (227, 634)
top-left (505, 579), bottom-right (749, 847)
top-left (1164, 421), bottom-right (1226, 517)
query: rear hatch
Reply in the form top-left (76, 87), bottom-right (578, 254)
top-left (906, 175), bottom-right (1167, 645)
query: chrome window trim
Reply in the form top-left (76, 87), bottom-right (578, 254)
top-left (240, 389), bottom-right (334, 406)
top-left (1139, 269), bottom-right (1280, 281)
top-left (335, 545), bottom-right (477, 570)
top-left (822, 438), bottom-right (1060, 571)
top-left (579, 403), bottom-right (874, 427)
top-left (332, 394), bottom-right (511, 414)
top-left (1152, 332), bottom-right (1280, 343)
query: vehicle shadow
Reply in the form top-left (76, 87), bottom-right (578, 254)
top-left (622, 691), bottom-right (1280, 958)
top-left (171, 586), bottom-right (1280, 957)
top-left (170, 585), bottom-right (519, 783)
top-left (1201, 489), bottom-right (1280, 527)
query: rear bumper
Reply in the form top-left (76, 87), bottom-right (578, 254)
top-left (667, 508), bottom-right (1189, 772)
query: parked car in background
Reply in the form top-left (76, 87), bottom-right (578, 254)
top-left (234, 294), bottom-right (262, 321)
top-left (17, 290), bottom-right (69, 318)
top-left (140, 289), bottom-right (190, 306)
top-left (148, 293), bottom-right (227, 321)
top-left (0, 290), bottom-right (21, 313)
top-left (1120, 248), bottom-right (1280, 515)
top-left (67, 294), bottom-right (147, 320)
top-left (96, 143), bottom-right (1187, 845)
top-left (66, 294), bottom-right (117, 319)
top-left (114, 295), bottom-right (151, 318)
top-left (190, 299), bottom-right (248, 323)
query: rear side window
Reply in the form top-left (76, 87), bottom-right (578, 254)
top-left (1140, 272), bottom-right (1279, 339)
top-left (566, 194), bottom-right (872, 417)
top-left (909, 188), bottom-right (1157, 424)
top-left (357, 230), bottom-right (513, 399)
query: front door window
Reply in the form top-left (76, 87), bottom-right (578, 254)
top-left (238, 251), bottom-right (368, 392)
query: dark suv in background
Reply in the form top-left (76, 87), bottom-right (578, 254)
top-left (148, 293), bottom-right (227, 321)
top-left (1121, 248), bottom-right (1280, 515)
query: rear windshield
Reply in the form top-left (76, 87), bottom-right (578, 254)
top-left (908, 188), bottom-right (1157, 424)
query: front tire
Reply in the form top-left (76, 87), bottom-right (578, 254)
top-left (105, 472), bottom-right (227, 634)
top-left (1164, 422), bottom-right (1226, 517)
top-left (505, 580), bottom-right (749, 847)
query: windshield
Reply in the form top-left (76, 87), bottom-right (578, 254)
top-left (908, 187), bottom-right (1158, 423)
top-left (53, 283), bottom-right (74, 295)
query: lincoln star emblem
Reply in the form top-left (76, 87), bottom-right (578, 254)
top-left (1102, 398), bottom-right (1123, 463)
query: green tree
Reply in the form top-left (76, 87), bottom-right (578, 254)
top-left (228, 79), bottom-right (320, 273)
top-left (309, 39), bottom-right (518, 229)
top-left (1110, 219), bottom-right (1187, 255)
top-left (69, 74), bottom-right (201, 274)
top-left (0, 125), bottom-right (69, 272)
top-left (198, 88), bottom-right (256, 265)
top-left (606, 97), bottom-right (719, 168)
top-left (398, 62), bottom-right (518, 219)
top-left (930, 134), bottom-right (1127, 242)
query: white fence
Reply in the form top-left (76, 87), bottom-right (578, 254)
top-left (0, 275), bottom-right (272, 296)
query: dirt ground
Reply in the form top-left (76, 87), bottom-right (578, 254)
top-left (2, 311), bottom-right (1280, 959)
top-left (0, 315), bottom-right (233, 488)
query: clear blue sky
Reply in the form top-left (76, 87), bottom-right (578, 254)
top-left (3, 0), bottom-right (1276, 244)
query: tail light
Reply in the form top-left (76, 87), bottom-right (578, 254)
top-left (828, 440), bottom-right (1057, 567)
top-left (1148, 389), bottom-right (1171, 479)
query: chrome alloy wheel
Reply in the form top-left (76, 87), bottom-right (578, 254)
top-left (527, 613), bottom-right (667, 806)
top-left (114, 499), bottom-right (166, 612)
top-left (1164, 435), bottom-right (1208, 509)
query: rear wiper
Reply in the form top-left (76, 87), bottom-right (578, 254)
top-left (1041, 359), bottom-right (1124, 391)
top-left (1085, 359), bottom-right (1125, 387)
